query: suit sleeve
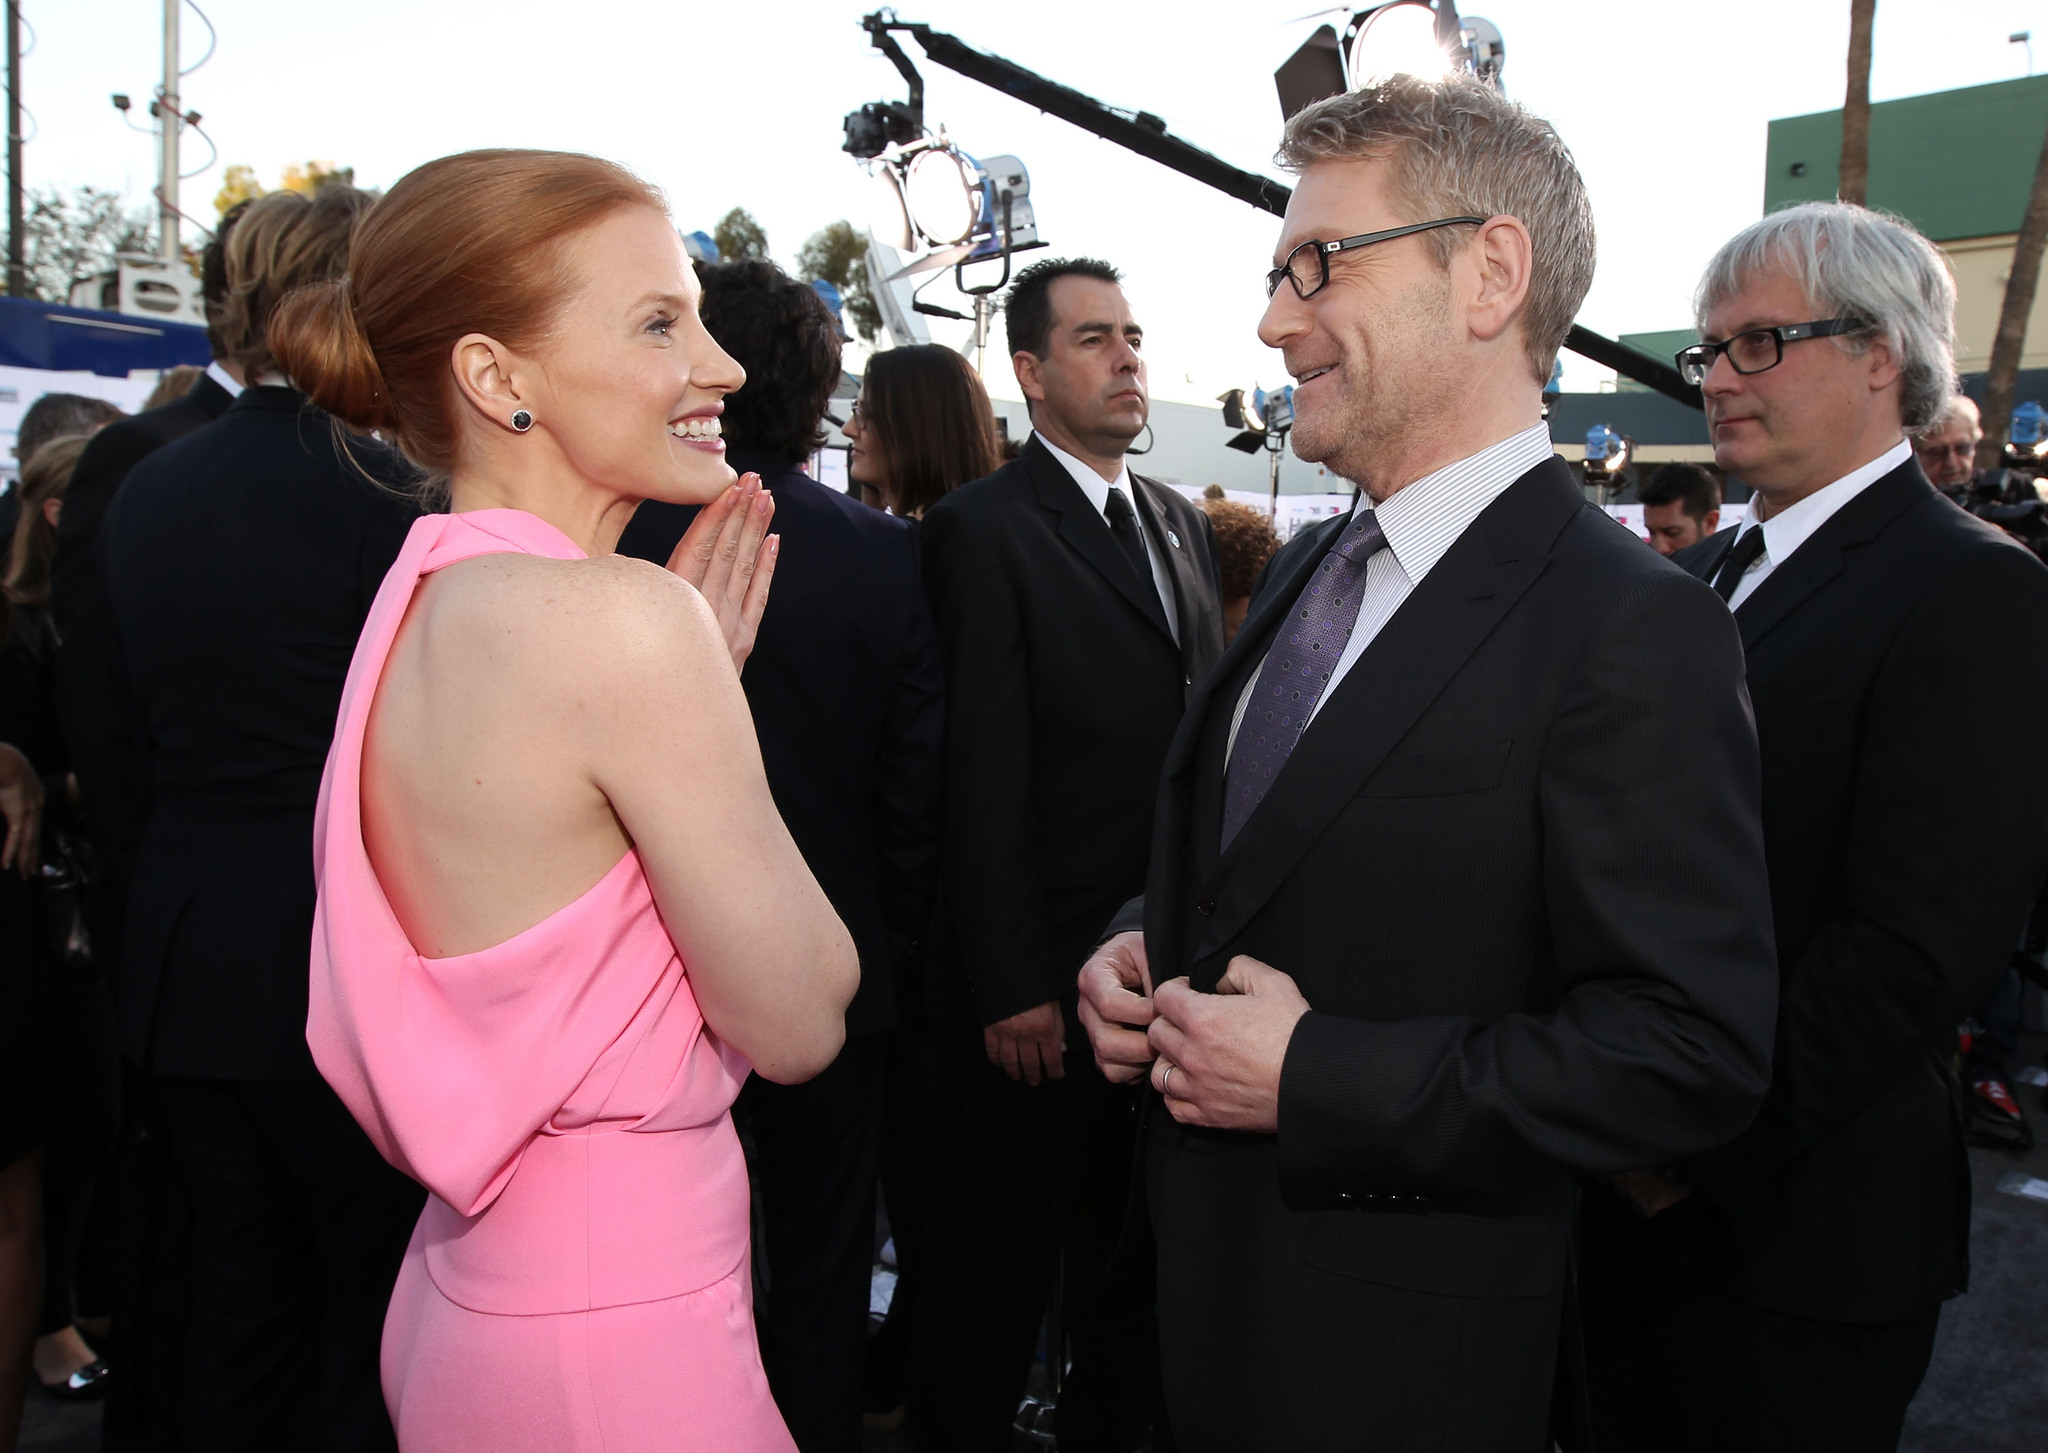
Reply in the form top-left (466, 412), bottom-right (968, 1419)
top-left (869, 531), bottom-right (945, 968)
top-left (1276, 566), bottom-right (1780, 1204)
top-left (1681, 543), bottom-right (2048, 1195)
top-left (921, 502), bottom-right (1060, 1026)
top-left (53, 428), bottom-right (161, 874)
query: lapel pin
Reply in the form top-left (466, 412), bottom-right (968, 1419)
top-left (1167, 529), bottom-right (1182, 549)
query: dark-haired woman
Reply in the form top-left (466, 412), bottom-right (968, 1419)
top-left (844, 344), bottom-right (1003, 518)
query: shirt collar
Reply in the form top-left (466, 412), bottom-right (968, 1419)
top-left (1035, 430), bottom-right (1131, 517)
top-left (1360, 422), bottom-right (1555, 585)
top-left (205, 360), bottom-right (244, 399)
top-left (1737, 438), bottom-right (1911, 564)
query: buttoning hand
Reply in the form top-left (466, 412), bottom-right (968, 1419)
top-left (984, 1000), bottom-right (1066, 1085)
top-left (665, 473), bottom-right (778, 673)
top-left (1077, 931), bottom-right (1156, 1084)
top-left (1611, 1170), bottom-right (1692, 1218)
top-left (1148, 955), bottom-right (1310, 1133)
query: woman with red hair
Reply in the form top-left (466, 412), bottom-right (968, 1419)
top-left (274, 151), bottom-right (858, 1451)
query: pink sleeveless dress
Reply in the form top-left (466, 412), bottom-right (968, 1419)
top-left (306, 508), bottom-right (795, 1453)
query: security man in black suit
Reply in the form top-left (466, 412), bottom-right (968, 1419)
top-left (913, 256), bottom-right (1224, 1452)
top-left (1578, 203), bottom-right (2048, 1453)
top-left (1077, 78), bottom-right (1779, 1453)
top-left (618, 260), bottom-right (944, 1453)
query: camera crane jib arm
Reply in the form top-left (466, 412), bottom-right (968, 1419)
top-left (856, 12), bottom-right (1702, 410)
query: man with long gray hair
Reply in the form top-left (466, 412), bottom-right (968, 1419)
top-left (1075, 75), bottom-right (1778, 1451)
top-left (1580, 201), bottom-right (2048, 1452)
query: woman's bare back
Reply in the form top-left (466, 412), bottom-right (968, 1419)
top-left (363, 550), bottom-right (667, 960)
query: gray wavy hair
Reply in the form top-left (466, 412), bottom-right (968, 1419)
top-left (1694, 202), bottom-right (1956, 432)
top-left (1276, 75), bottom-right (1595, 386)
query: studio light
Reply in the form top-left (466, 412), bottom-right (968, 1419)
top-left (1276, 4), bottom-right (1506, 120)
top-left (1219, 387), bottom-right (1295, 512)
top-left (1348, 2), bottom-right (1456, 86)
top-left (904, 147), bottom-right (980, 246)
top-left (1582, 423), bottom-right (1631, 498)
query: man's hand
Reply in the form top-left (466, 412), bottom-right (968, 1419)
top-left (1147, 955), bottom-right (1310, 1132)
top-left (665, 473), bottom-right (778, 672)
top-left (1611, 1170), bottom-right (1692, 1218)
top-left (1077, 931), bottom-right (1155, 1084)
top-left (985, 1000), bottom-right (1066, 1085)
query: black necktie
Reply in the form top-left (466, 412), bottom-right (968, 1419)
top-left (1712, 527), bottom-right (1767, 602)
top-left (1105, 486), bottom-right (1151, 587)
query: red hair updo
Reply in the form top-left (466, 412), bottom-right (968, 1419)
top-left (268, 149), bottom-right (667, 478)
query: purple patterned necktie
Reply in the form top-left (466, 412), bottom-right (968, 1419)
top-left (1220, 511), bottom-right (1388, 849)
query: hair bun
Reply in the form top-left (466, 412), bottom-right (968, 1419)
top-left (268, 276), bottom-right (392, 433)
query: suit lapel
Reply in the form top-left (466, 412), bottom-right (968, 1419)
top-left (1193, 459), bottom-right (1584, 962)
top-left (1134, 475), bottom-right (1196, 646)
top-left (1683, 527), bottom-right (1737, 586)
top-left (1023, 439), bottom-right (1173, 641)
top-left (1732, 461), bottom-right (1932, 651)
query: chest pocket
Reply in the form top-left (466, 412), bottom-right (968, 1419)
top-left (1358, 738), bottom-right (1513, 799)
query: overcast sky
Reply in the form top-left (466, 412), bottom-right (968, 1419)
top-left (27, 0), bottom-right (2048, 402)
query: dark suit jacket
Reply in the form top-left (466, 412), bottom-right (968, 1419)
top-left (1669, 458), bottom-right (2048, 1322)
top-left (617, 446), bottom-right (944, 1040)
top-left (102, 386), bottom-right (416, 1078)
top-left (52, 372), bottom-right (235, 902)
top-left (922, 435), bottom-right (1224, 1029)
top-left (1116, 456), bottom-right (1778, 1450)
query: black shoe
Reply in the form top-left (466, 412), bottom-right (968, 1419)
top-left (38, 1359), bottom-right (111, 1401)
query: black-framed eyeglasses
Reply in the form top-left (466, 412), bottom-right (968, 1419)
top-left (1265, 217), bottom-right (1488, 300)
top-left (1674, 318), bottom-right (1871, 386)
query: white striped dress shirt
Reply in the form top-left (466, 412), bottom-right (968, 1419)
top-left (1227, 422), bottom-right (1556, 759)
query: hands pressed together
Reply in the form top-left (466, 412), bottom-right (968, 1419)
top-left (1075, 931), bottom-right (1311, 1133)
top-left (665, 472), bottom-right (779, 672)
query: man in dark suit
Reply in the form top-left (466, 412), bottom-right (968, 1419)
top-left (913, 256), bottom-right (1224, 1452)
top-left (49, 204), bottom-right (247, 1448)
top-left (54, 200), bottom-right (250, 947)
top-left (101, 187), bottom-right (424, 1452)
top-left (617, 260), bottom-right (943, 1453)
top-left (1076, 77), bottom-right (1779, 1453)
top-left (1578, 203), bottom-right (2048, 1453)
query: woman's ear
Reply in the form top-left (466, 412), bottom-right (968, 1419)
top-left (449, 333), bottom-right (531, 431)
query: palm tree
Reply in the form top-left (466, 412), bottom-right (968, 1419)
top-left (1838, 0), bottom-right (1876, 206)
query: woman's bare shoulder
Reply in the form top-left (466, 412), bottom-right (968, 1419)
top-left (423, 553), bottom-right (728, 691)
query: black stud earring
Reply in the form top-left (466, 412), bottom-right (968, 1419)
top-left (511, 409), bottom-right (533, 432)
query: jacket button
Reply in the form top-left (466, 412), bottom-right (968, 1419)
top-left (1196, 896), bottom-right (1215, 916)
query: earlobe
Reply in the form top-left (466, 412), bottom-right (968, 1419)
top-left (450, 332), bottom-right (529, 428)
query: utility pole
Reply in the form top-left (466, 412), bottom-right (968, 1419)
top-left (159, 0), bottom-right (180, 261)
top-left (6, 1), bottom-right (23, 296)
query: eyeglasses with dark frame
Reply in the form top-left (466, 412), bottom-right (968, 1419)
top-left (1674, 319), bottom-right (1872, 386)
top-left (1265, 217), bottom-right (1489, 300)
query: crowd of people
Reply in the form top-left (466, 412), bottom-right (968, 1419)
top-left (2, 67), bottom-right (2046, 1453)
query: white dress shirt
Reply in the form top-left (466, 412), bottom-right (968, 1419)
top-left (1035, 431), bottom-right (1180, 644)
top-left (205, 360), bottom-right (244, 399)
top-left (1227, 422), bottom-right (1556, 759)
top-left (1721, 438), bottom-right (1911, 610)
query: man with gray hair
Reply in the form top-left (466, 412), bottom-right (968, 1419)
top-left (1580, 201), bottom-right (2048, 1452)
top-left (1076, 75), bottom-right (1778, 1451)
